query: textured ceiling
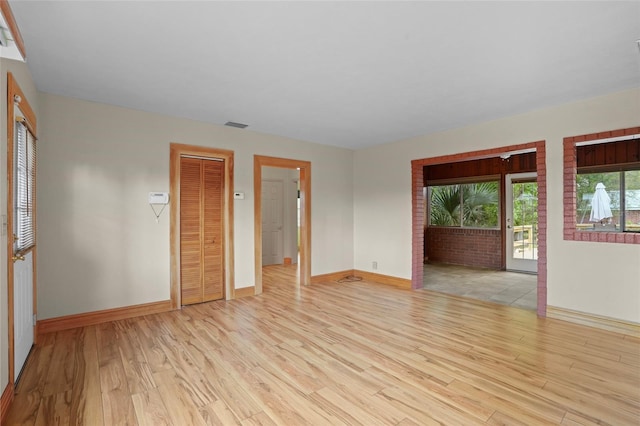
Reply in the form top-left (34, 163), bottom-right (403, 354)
top-left (9, 1), bottom-right (640, 149)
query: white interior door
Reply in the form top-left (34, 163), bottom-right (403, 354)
top-left (9, 82), bottom-right (37, 384)
top-left (506, 173), bottom-right (538, 273)
top-left (262, 180), bottom-right (284, 265)
top-left (13, 117), bottom-right (35, 380)
top-left (14, 251), bottom-right (34, 380)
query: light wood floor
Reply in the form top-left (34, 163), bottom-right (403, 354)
top-left (5, 265), bottom-right (639, 425)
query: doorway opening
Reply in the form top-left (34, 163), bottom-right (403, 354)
top-left (261, 168), bottom-right (300, 268)
top-left (413, 141), bottom-right (547, 316)
top-left (254, 155), bottom-right (311, 295)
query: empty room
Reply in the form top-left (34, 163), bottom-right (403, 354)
top-left (1, 1), bottom-right (639, 425)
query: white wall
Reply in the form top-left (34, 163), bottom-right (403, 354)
top-left (37, 93), bottom-right (354, 320)
top-left (0, 58), bottom-right (38, 398)
top-left (354, 88), bottom-right (640, 323)
top-left (262, 166), bottom-right (299, 264)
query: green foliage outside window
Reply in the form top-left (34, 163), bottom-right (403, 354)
top-left (512, 182), bottom-right (538, 227)
top-left (576, 169), bottom-right (640, 232)
top-left (429, 182), bottom-right (499, 228)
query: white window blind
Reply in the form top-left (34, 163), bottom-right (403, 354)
top-left (14, 119), bottom-right (36, 253)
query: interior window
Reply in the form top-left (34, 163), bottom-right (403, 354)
top-left (428, 180), bottom-right (499, 228)
top-left (564, 128), bottom-right (640, 242)
top-left (14, 118), bottom-right (36, 252)
top-left (576, 170), bottom-right (640, 232)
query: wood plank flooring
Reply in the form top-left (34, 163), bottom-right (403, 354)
top-left (5, 265), bottom-right (640, 425)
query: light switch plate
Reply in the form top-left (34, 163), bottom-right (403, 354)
top-left (234, 192), bottom-right (245, 200)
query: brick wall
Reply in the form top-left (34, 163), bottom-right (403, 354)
top-left (425, 227), bottom-right (501, 269)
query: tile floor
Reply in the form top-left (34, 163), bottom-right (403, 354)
top-left (423, 262), bottom-right (537, 310)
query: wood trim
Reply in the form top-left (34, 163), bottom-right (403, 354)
top-left (14, 115), bottom-right (36, 138)
top-left (7, 74), bottom-right (35, 134)
top-left (253, 158), bottom-right (262, 293)
top-left (227, 154), bottom-right (235, 302)
top-left (311, 269), bottom-right (411, 288)
top-left (0, 0), bottom-right (26, 60)
top-left (354, 270), bottom-right (412, 289)
top-left (309, 268), bottom-right (412, 289)
top-left (169, 145), bottom-right (179, 308)
top-left (36, 300), bottom-right (173, 336)
top-left (254, 155), bottom-right (311, 294)
top-left (547, 306), bottom-right (640, 338)
top-left (170, 143), bottom-right (235, 309)
top-left (7, 74), bottom-right (14, 386)
top-left (31, 122), bottom-right (38, 345)
top-left (310, 270), bottom-right (355, 284)
top-left (233, 286), bottom-right (255, 299)
top-left (300, 162), bottom-right (311, 287)
top-left (0, 383), bottom-right (14, 425)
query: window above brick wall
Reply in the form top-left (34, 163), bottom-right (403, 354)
top-left (563, 127), bottom-right (640, 244)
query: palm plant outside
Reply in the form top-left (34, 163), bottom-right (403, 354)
top-left (429, 182), bottom-right (499, 227)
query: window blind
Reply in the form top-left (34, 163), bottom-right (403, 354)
top-left (14, 119), bottom-right (36, 253)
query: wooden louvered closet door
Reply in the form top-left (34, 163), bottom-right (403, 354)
top-left (180, 157), bottom-right (224, 305)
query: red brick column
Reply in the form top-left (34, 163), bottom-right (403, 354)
top-left (411, 159), bottom-right (425, 290)
top-left (535, 141), bottom-right (547, 316)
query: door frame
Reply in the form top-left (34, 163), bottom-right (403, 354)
top-left (169, 143), bottom-right (234, 308)
top-left (505, 172), bottom-right (538, 273)
top-left (254, 155), bottom-right (311, 294)
top-left (6, 73), bottom-right (38, 387)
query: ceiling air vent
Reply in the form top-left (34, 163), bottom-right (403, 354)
top-left (225, 121), bottom-right (248, 129)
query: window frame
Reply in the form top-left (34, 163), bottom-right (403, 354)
top-left (426, 175), bottom-right (501, 230)
top-left (575, 168), bottom-right (640, 233)
top-left (563, 127), bottom-right (640, 244)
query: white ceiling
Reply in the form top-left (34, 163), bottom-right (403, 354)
top-left (9, 1), bottom-right (640, 150)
